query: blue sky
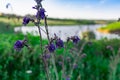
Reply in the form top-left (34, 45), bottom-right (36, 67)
top-left (0, 0), bottom-right (120, 20)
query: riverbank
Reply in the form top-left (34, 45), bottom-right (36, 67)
top-left (0, 15), bottom-right (114, 26)
top-left (0, 15), bottom-right (115, 34)
top-left (98, 22), bottom-right (120, 35)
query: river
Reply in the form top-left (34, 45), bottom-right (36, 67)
top-left (14, 25), bottom-right (120, 41)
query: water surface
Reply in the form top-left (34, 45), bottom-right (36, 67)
top-left (14, 25), bottom-right (120, 41)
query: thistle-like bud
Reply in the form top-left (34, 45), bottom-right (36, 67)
top-left (55, 38), bottom-right (64, 48)
top-left (14, 40), bottom-right (24, 51)
top-left (36, 8), bottom-right (45, 19)
top-left (47, 43), bottom-right (56, 52)
top-left (14, 39), bottom-right (29, 51)
top-left (23, 17), bottom-right (31, 25)
top-left (71, 36), bottom-right (80, 44)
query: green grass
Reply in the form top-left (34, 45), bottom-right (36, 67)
top-left (46, 18), bottom-right (96, 25)
top-left (0, 33), bottom-right (120, 80)
top-left (0, 16), bottom-right (114, 27)
top-left (100, 22), bottom-right (120, 32)
top-left (0, 16), bottom-right (96, 27)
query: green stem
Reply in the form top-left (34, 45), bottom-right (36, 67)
top-left (61, 42), bottom-right (69, 79)
top-left (44, 16), bottom-right (50, 42)
top-left (112, 68), bottom-right (116, 80)
top-left (37, 25), bottom-right (43, 54)
top-left (36, 18), bottom-right (50, 80)
top-left (43, 58), bottom-right (51, 80)
top-left (51, 53), bottom-right (59, 80)
top-left (70, 41), bottom-right (87, 77)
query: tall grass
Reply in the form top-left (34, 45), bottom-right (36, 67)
top-left (0, 33), bottom-right (120, 80)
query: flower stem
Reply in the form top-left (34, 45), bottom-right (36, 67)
top-left (36, 18), bottom-right (50, 80)
top-left (43, 57), bottom-right (51, 80)
top-left (51, 53), bottom-right (59, 80)
top-left (61, 42), bottom-right (69, 79)
top-left (44, 16), bottom-right (50, 42)
top-left (37, 25), bottom-right (43, 53)
top-left (70, 41), bottom-right (87, 77)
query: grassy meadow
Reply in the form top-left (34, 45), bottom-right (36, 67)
top-left (98, 22), bottom-right (120, 34)
top-left (0, 33), bottom-right (120, 80)
top-left (0, 14), bottom-right (114, 27)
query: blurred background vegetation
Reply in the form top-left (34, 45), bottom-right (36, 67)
top-left (0, 4), bottom-right (120, 80)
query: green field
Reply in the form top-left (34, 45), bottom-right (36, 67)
top-left (98, 22), bottom-right (120, 33)
top-left (0, 14), bottom-right (114, 26)
top-left (0, 33), bottom-right (120, 80)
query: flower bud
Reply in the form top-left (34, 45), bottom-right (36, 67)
top-left (48, 43), bottom-right (56, 52)
top-left (23, 17), bottom-right (30, 25)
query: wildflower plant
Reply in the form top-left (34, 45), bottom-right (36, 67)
top-left (14, 0), bottom-right (87, 80)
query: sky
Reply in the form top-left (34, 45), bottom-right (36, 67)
top-left (0, 0), bottom-right (120, 20)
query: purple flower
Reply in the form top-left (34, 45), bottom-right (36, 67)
top-left (73, 64), bottom-right (78, 69)
top-left (43, 53), bottom-right (51, 59)
top-left (14, 40), bottom-right (24, 51)
top-left (56, 38), bottom-right (64, 48)
top-left (36, 8), bottom-right (45, 19)
top-left (71, 36), bottom-right (80, 44)
top-left (66, 76), bottom-right (70, 80)
top-left (48, 43), bottom-right (56, 52)
top-left (23, 17), bottom-right (30, 25)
